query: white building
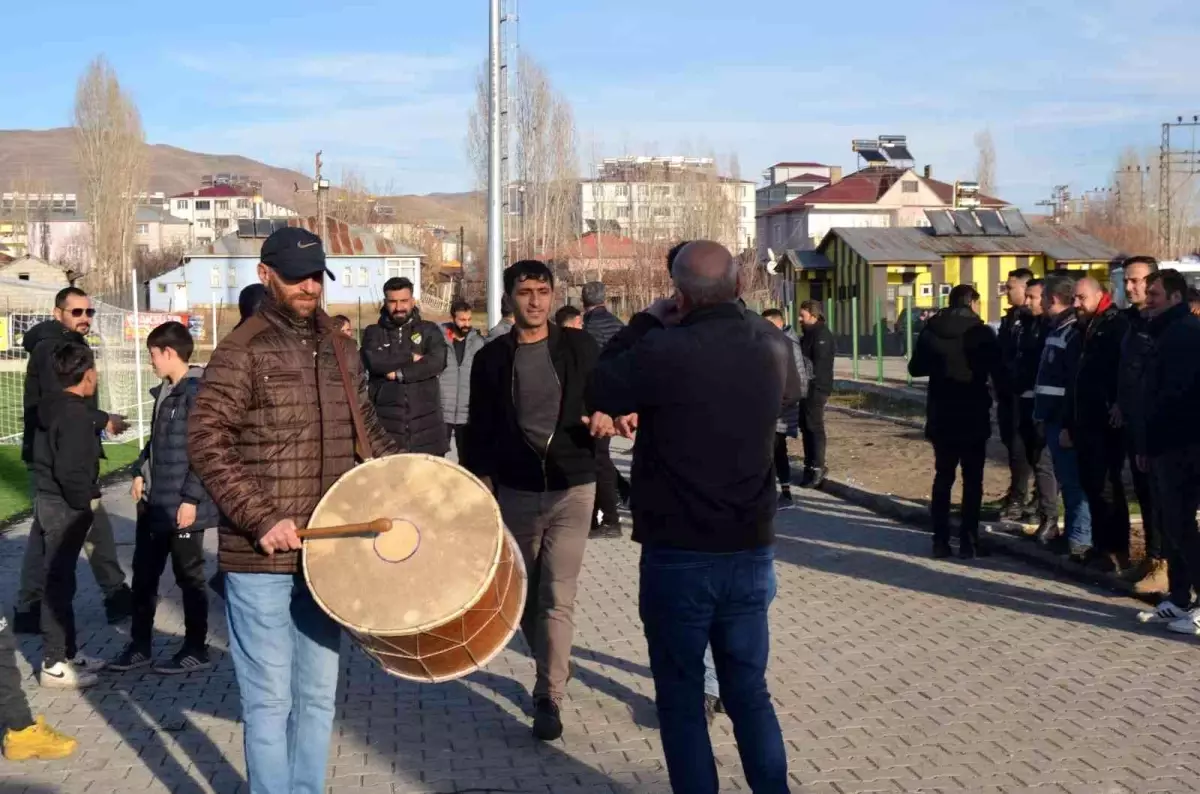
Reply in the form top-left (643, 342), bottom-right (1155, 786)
top-left (167, 185), bottom-right (297, 245)
top-left (756, 162), bottom-right (843, 215)
top-left (580, 156), bottom-right (756, 252)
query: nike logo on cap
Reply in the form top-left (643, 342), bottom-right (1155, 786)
top-left (297, 241), bottom-right (319, 249)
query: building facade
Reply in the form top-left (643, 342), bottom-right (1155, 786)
top-left (167, 185), bottom-right (297, 245)
top-left (756, 162), bottom-right (843, 215)
top-left (148, 217), bottom-right (422, 312)
top-left (579, 156), bottom-right (755, 252)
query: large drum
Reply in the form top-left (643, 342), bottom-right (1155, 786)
top-left (302, 454), bottom-right (526, 683)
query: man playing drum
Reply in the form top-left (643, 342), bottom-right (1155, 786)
top-left (188, 227), bottom-right (396, 794)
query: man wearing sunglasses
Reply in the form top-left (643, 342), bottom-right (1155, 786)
top-left (13, 287), bottom-right (132, 638)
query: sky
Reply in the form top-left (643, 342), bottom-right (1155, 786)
top-left (4, 0), bottom-right (1199, 210)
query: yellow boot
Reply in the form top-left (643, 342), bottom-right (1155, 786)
top-left (3, 716), bottom-right (78, 761)
top-left (1133, 558), bottom-right (1170, 596)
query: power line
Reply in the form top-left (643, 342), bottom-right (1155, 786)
top-left (1158, 115), bottom-right (1200, 259)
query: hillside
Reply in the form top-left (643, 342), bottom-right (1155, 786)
top-left (0, 128), bottom-right (477, 226)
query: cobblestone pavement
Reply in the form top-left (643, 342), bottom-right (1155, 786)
top-left (3, 444), bottom-right (1200, 793)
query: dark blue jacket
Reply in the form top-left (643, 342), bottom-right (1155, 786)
top-left (1143, 303), bottom-right (1200, 457)
top-left (135, 366), bottom-right (218, 533)
top-left (1033, 309), bottom-right (1081, 427)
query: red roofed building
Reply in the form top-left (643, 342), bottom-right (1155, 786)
top-left (756, 164), bottom-right (1008, 265)
top-left (541, 232), bottom-right (641, 275)
top-left (167, 185), bottom-right (297, 244)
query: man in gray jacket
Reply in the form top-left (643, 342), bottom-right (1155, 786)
top-left (440, 299), bottom-right (486, 457)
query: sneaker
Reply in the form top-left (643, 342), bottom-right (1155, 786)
top-left (12, 605), bottom-right (40, 635)
top-left (1133, 558), bottom-right (1170, 596)
top-left (1166, 608), bottom-right (1200, 636)
top-left (1034, 519), bottom-right (1062, 546)
top-left (588, 523), bottom-right (622, 540)
top-left (154, 647), bottom-right (212, 675)
top-left (70, 653), bottom-right (107, 673)
top-left (532, 697), bottom-right (563, 741)
top-left (778, 490), bottom-right (794, 508)
top-left (1136, 600), bottom-right (1190, 625)
top-left (2, 716), bottom-right (78, 761)
top-left (806, 468), bottom-right (826, 489)
top-left (104, 585), bottom-right (133, 624)
top-left (40, 660), bottom-right (98, 690)
top-left (999, 500), bottom-right (1026, 522)
top-left (108, 644), bottom-right (152, 672)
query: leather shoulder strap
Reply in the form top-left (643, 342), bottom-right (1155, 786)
top-left (330, 336), bottom-right (373, 462)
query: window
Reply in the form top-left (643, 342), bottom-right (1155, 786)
top-left (237, 198), bottom-right (251, 210)
top-left (210, 267), bottom-right (221, 287)
top-left (17, 273), bottom-right (29, 281)
top-left (739, 206), bottom-right (748, 218)
top-left (215, 200), bottom-right (229, 210)
top-left (228, 266), bottom-right (237, 287)
top-left (195, 200), bottom-right (211, 211)
top-left (637, 185), bottom-right (649, 200)
top-left (217, 218), bottom-right (231, 230)
top-left (615, 184), bottom-right (630, 197)
top-left (156, 283), bottom-right (167, 293)
top-left (652, 186), bottom-right (671, 199)
top-left (637, 206), bottom-right (649, 220)
top-left (616, 205), bottom-right (630, 219)
top-left (996, 281), bottom-right (1007, 297)
top-left (385, 258), bottom-right (419, 291)
top-left (135, 223), bottom-right (149, 235)
top-left (938, 283), bottom-right (952, 297)
top-left (919, 284), bottom-right (933, 298)
top-left (901, 180), bottom-right (918, 193)
top-left (176, 199), bottom-right (189, 210)
top-left (197, 219), bottom-right (212, 229)
top-left (343, 267), bottom-right (353, 283)
top-left (359, 267), bottom-right (369, 287)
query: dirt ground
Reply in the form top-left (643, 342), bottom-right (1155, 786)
top-left (801, 404), bottom-right (1147, 561)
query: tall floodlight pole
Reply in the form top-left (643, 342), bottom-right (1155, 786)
top-left (486, 0), bottom-right (504, 327)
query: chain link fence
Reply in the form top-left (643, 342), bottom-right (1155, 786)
top-left (0, 293), bottom-right (157, 447)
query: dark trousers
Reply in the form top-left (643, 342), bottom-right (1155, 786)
top-left (773, 433), bottom-right (791, 490)
top-left (1128, 435), bottom-right (1162, 559)
top-left (1150, 447), bottom-right (1200, 608)
top-left (445, 423), bottom-right (466, 458)
top-left (1000, 394), bottom-right (1032, 503)
top-left (38, 494), bottom-right (93, 665)
top-left (1017, 398), bottom-right (1058, 519)
top-left (0, 605), bottom-right (34, 732)
top-left (130, 512), bottom-right (208, 652)
top-left (593, 436), bottom-right (621, 528)
top-left (1075, 426), bottom-right (1130, 558)
top-left (639, 545), bottom-right (790, 794)
top-left (799, 393), bottom-right (828, 470)
top-left (931, 436), bottom-right (987, 544)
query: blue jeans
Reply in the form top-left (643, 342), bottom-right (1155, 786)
top-left (703, 645), bottom-right (719, 698)
top-left (1045, 422), bottom-right (1092, 551)
top-left (225, 573), bottom-right (342, 794)
top-left (639, 545), bottom-right (790, 794)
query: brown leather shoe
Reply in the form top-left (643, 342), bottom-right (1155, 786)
top-left (1133, 558), bottom-right (1170, 596)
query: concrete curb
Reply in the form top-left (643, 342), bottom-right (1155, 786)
top-left (818, 475), bottom-right (1155, 604)
top-left (826, 404), bottom-right (925, 431)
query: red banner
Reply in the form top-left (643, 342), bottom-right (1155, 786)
top-left (125, 312), bottom-right (189, 342)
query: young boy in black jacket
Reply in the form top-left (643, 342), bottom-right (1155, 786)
top-left (32, 342), bottom-right (104, 689)
top-left (109, 322), bottom-right (216, 674)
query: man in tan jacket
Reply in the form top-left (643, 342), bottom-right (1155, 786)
top-left (188, 227), bottom-right (394, 794)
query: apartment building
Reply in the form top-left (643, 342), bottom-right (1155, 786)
top-left (167, 185), bottom-right (296, 244)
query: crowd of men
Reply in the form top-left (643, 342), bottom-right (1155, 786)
top-left (910, 258), bottom-right (1200, 637)
top-left (0, 227), bottom-right (812, 794)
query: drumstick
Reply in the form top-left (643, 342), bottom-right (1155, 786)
top-left (296, 518), bottom-right (393, 540)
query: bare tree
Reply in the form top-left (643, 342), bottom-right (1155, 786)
top-left (974, 129), bottom-right (996, 196)
top-left (73, 56), bottom-right (147, 296)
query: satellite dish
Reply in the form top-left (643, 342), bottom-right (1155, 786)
top-left (766, 249), bottom-right (779, 275)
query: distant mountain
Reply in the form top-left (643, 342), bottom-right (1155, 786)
top-left (0, 128), bottom-right (478, 227)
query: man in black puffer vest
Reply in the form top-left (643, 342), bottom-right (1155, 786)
top-left (362, 277), bottom-right (449, 455)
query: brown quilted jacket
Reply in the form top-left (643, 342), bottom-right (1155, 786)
top-left (188, 303), bottom-right (397, 574)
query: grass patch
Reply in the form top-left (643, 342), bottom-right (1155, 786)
top-left (0, 441), bottom-right (140, 524)
top-left (829, 390), bottom-right (926, 421)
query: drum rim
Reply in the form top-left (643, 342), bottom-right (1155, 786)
top-left (302, 452), bottom-right (504, 636)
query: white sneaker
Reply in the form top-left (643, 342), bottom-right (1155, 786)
top-left (70, 653), bottom-right (107, 673)
top-left (40, 660), bottom-right (98, 689)
top-left (1166, 608), bottom-right (1200, 635)
top-left (1136, 600), bottom-right (1190, 624)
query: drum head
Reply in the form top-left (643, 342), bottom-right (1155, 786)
top-left (303, 454), bottom-right (502, 635)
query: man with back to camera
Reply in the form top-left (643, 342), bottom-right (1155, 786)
top-left (463, 259), bottom-right (612, 742)
top-left (581, 281), bottom-right (626, 538)
top-left (188, 227), bottom-right (396, 794)
top-left (554, 304), bottom-right (583, 329)
top-left (1115, 256), bottom-right (1168, 594)
top-left (487, 293), bottom-right (515, 340)
top-left (439, 298), bottom-right (485, 457)
top-left (908, 285), bottom-right (1002, 559)
top-left (361, 277), bottom-right (449, 456)
top-left (592, 240), bottom-right (801, 794)
top-left (14, 286), bottom-right (131, 635)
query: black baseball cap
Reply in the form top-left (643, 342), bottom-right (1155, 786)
top-left (260, 227), bottom-right (335, 280)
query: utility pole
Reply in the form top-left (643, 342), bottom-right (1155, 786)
top-left (1036, 184), bottom-right (1070, 225)
top-left (1116, 165), bottom-right (1149, 214)
top-left (312, 150), bottom-right (331, 308)
top-left (486, 0), bottom-right (504, 327)
top-left (1158, 115), bottom-right (1200, 260)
